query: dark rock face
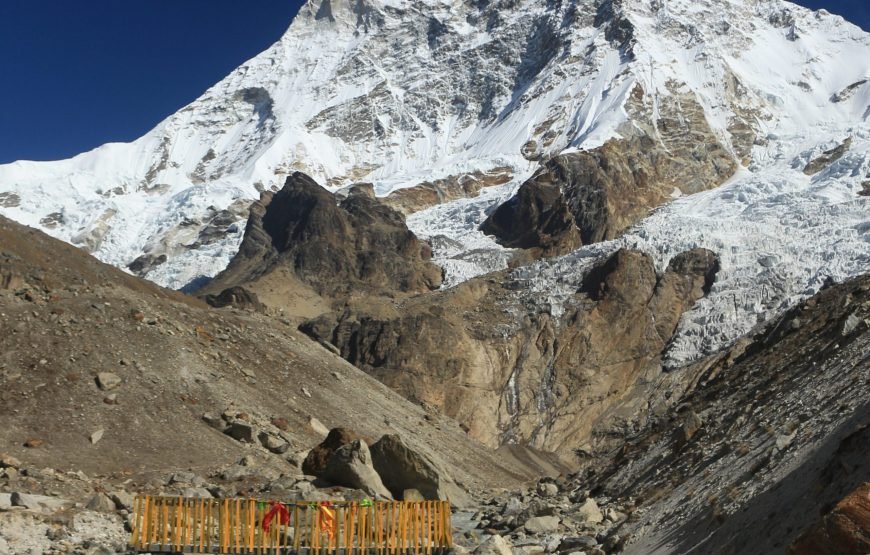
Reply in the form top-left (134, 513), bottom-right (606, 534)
top-left (479, 179), bottom-right (581, 256)
top-left (203, 172), bottom-right (442, 299)
top-left (203, 286), bottom-right (264, 312)
top-left (302, 428), bottom-right (361, 477)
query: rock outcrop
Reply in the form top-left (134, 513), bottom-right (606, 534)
top-left (478, 177), bottom-right (581, 257)
top-left (203, 286), bottom-right (265, 312)
top-left (483, 85), bottom-right (737, 254)
top-left (201, 172), bottom-right (442, 301)
top-left (302, 248), bottom-right (720, 456)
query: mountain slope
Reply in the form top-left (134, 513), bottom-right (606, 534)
top-left (0, 215), bottom-right (550, 489)
top-left (0, 0), bottom-right (866, 292)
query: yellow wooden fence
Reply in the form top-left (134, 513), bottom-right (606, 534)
top-left (129, 496), bottom-right (453, 554)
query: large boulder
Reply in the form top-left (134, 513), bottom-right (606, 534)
top-left (302, 428), bottom-right (360, 476)
top-left (322, 440), bottom-right (393, 499)
top-left (370, 434), bottom-right (470, 507)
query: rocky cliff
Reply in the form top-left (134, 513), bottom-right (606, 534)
top-left (301, 247), bottom-right (721, 456)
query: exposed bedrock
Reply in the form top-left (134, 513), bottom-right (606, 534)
top-left (200, 172), bottom-right (442, 301)
top-left (482, 84), bottom-right (738, 254)
top-left (301, 247), bottom-right (720, 457)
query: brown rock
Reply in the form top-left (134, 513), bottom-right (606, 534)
top-left (0, 454), bottom-right (21, 468)
top-left (96, 372), bottom-right (122, 391)
top-left (480, 177), bottom-right (581, 257)
top-left (24, 438), bottom-right (43, 448)
top-left (484, 84), bottom-right (735, 257)
top-left (370, 434), bottom-right (470, 506)
top-left (302, 428), bottom-right (361, 477)
top-left (200, 172), bottom-right (442, 301)
top-left (789, 482), bottom-right (870, 555)
top-left (322, 439), bottom-right (393, 499)
top-left (271, 417), bottom-right (290, 432)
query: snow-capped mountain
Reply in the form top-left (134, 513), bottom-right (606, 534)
top-left (0, 0), bottom-right (868, 361)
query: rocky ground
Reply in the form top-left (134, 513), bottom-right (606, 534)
top-left (0, 216), bottom-right (564, 554)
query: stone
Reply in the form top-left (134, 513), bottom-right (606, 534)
top-left (169, 471), bottom-right (197, 484)
top-left (0, 493), bottom-right (12, 510)
top-left (96, 372), bottom-right (121, 390)
top-left (220, 466), bottom-right (255, 481)
top-left (322, 439), bottom-right (392, 499)
top-left (0, 454), bottom-right (20, 468)
top-left (225, 421), bottom-right (255, 443)
top-left (308, 416), bottom-right (330, 437)
top-left (843, 312), bottom-right (862, 336)
top-left (503, 497), bottom-right (524, 516)
top-left (294, 481), bottom-right (316, 495)
top-left (11, 493), bottom-right (70, 511)
top-left (90, 429), bottom-right (104, 444)
top-left (302, 428), bottom-right (360, 476)
top-left (203, 286), bottom-right (265, 312)
top-left (402, 489), bottom-right (426, 502)
top-left (258, 432), bottom-right (290, 454)
top-left (575, 499), bottom-right (603, 524)
top-left (524, 515), bottom-right (560, 534)
top-left (559, 536), bottom-right (598, 551)
top-left (271, 417), bottom-right (290, 431)
top-left (286, 450), bottom-right (308, 469)
top-left (370, 434), bottom-right (470, 507)
top-left (473, 534), bottom-right (514, 555)
top-left (24, 438), bottom-right (43, 448)
top-left (85, 493), bottom-right (116, 513)
top-left (321, 439), bottom-right (393, 499)
top-left (537, 482), bottom-right (559, 498)
top-left (199, 173), bottom-right (442, 300)
top-left (480, 177), bottom-right (581, 257)
top-left (775, 431), bottom-right (796, 452)
top-left (676, 411), bottom-right (703, 445)
top-left (103, 394), bottom-right (118, 405)
top-left (202, 412), bottom-right (226, 431)
top-left (111, 491), bottom-right (134, 511)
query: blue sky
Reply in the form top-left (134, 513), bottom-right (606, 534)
top-left (0, 1), bottom-right (866, 164)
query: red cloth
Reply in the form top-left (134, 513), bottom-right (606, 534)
top-left (262, 501), bottom-right (290, 531)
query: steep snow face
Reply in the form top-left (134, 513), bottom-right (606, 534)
top-left (407, 0), bottom-right (870, 364)
top-left (0, 0), bottom-right (637, 288)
